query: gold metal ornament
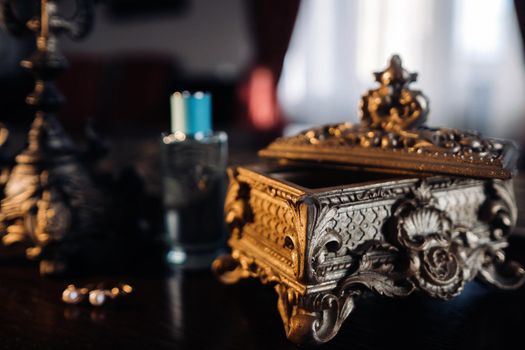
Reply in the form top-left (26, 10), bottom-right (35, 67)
top-left (361, 54), bottom-right (429, 131)
top-left (259, 55), bottom-right (517, 179)
top-left (0, 0), bottom-right (104, 275)
top-left (213, 55), bottom-right (524, 345)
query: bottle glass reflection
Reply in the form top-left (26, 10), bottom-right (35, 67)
top-left (161, 131), bottom-right (228, 269)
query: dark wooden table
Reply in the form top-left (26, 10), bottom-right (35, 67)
top-left (1, 177), bottom-right (525, 349)
top-left (2, 248), bottom-right (525, 350)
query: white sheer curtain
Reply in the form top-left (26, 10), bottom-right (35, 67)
top-left (278, 0), bottom-right (525, 138)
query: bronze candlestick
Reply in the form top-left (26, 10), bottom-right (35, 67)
top-left (0, 0), bottom-right (105, 275)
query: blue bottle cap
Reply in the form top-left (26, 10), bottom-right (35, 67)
top-left (187, 92), bottom-right (212, 135)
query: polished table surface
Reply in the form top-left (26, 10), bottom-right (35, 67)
top-left (1, 177), bottom-right (525, 349)
top-left (1, 246), bottom-right (525, 350)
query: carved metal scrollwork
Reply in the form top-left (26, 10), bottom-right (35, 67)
top-left (224, 168), bottom-right (253, 239)
top-left (214, 177), bottom-right (525, 345)
top-left (476, 180), bottom-right (525, 289)
top-left (298, 182), bottom-right (524, 343)
top-left (336, 181), bottom-right (525, 301)
top-left (273, 243), bottom-right (415, 344)
top-left (259, 55), bottom-right (517, 179)
top-left (308, 206), bottom-right (345, 281)
top-left (275, 284), bottom-right (356, 344)
top-left (215, 54), bottom-right (524, 345)
top-left (392, 183), bottom-right (468, 298)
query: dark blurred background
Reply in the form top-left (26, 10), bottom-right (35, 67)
top-left (1, 0), bottom-right (525, 169)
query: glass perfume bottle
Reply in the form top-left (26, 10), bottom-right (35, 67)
top-left (161, 92), bottom-right (228, 269)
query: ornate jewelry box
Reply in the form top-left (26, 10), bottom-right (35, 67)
top-left (213, 56), bottom-right (525, 344)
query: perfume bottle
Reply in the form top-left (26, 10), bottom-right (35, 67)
top-left (161, 92), bottom-right (228, 269)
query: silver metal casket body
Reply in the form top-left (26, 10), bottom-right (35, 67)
top-left (213, 56), bottom-right (524, 345)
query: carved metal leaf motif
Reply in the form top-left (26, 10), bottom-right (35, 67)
top-left (340, 271), bottom-right (415, 298)
top-left (213, 57), bottom-right (525, 345)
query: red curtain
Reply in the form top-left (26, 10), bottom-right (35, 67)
top-left (238, 0), bottom-right (301, 132)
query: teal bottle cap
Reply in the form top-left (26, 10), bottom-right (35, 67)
top-left (187, 92), bottom-right (212, 135)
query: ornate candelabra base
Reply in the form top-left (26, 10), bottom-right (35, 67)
top-left (0, 0), bottom-right (104, 274)
top-left (0, 113), bottom-right (105, 275)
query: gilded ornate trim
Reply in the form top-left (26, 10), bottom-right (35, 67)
top-left (259, 56), bottom-right (517, 179)
top-left (216, 55), bottom-right (523, 344)
top-left (214, 166), bottom-right (524, 345)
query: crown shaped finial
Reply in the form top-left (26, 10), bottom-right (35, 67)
top-left (359, 55), bottom-right (429, 132)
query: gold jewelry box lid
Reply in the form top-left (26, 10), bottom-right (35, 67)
top-left (260, 55), bottom-right (518, 179)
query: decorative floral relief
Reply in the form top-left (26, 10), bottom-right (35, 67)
top-left (269, 123), bottom-right (505, 163)
top-left (354, 181), bottom-right (523, 299)
top-left (260, 56), bottom-right (515, 178)
top-left (216, 55), bottom-right (523, 345)
top-left (307, 179), bottom-right (525, 304)
top-left (215, 176), bottom-right (525, 345)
